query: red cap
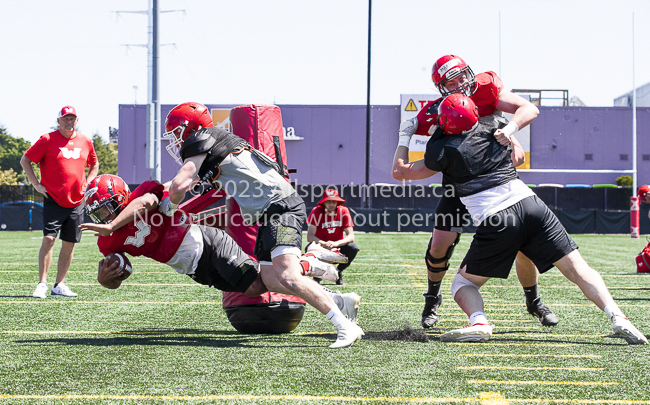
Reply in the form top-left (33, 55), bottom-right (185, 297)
top-left (57, 105), bottom-right (77, 118)
top-left (639, 185), bottom-right (650, 201)
top-left (318, 189), bottom-right (345, 206)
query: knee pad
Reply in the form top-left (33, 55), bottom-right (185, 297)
top-left (425, 234), bottom-right (460, 273)
top-left (450, 272), bottom-right (479, 299)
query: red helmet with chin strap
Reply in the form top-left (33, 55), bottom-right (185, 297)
top-left (431, 54), bottom-right (477, 97)
top-left (84, 174), bottom-right (131, 224)
top-left (163, 102), bottom-right (213, 163)
top-left (437, 94), bottom-right (479, 135)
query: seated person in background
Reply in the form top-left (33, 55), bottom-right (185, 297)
top-left (639, 185), bottom-right (650, 208)
top-left (306, 189), bottom-right (359, 285)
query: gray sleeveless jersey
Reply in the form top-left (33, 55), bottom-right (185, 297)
top-left (216, 149), bottom-right (295, 225)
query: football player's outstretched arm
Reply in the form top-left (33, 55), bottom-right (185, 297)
top-left (168, 154), bottom-right (206, 205)
top-left (159, 154), bottom-right (206, 217)
top-left (79, 193), bottom-right (160, 236)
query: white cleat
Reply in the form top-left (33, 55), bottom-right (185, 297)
top-left (340, 292), bottom-right (361, 324)
top-left (440, 323), bottom-right (493, 343)
top-left (50, 282), bottom-right (78, 297)
top-left (32, 282), bottom-right (47, 299)
top-left (329, 323), bottom-right (364, 349)
top-left (302, 256), bottom-right (338, 282)
top-left (304, 244), bottom-right (348, 264)
top-left (612, 315), bottom-right (648, 345)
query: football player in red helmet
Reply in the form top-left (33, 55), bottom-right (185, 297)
top-left (431, 55), bottom-right (477, 97)
top-left (436, 94), bottom-right (480, 135)
top-left (84, 175), bottom-right (131, 224)
top-left (163, 102), bottom-right (214, 163)
top-left (79, 175), bottom-right (363, 339)
top-left (397, 55), bottom-right (557, 330)
top-left (391, 95), bottom-right (648, 345)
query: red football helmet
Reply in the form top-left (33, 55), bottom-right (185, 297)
top-left (431, 55), bottom-right (477, 97)
top-left (84, 174), bottom-right (131, 224)
top-left (437, 94), bottom-right (479, 135)
top-left (639, 185), bottom-right (650, 202)
top-left (163, 102), bottom-right (213, 163)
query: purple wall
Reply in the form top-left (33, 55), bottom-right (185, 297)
top-left (118, 104), bottom-right (650, 186)
top-left (523, 107), bottom-right (650, 185)
top-left (281, 105), bottom-right (367, 186)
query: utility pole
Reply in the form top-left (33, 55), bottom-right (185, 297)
top-left (116, 1), bottom-right (182, 181)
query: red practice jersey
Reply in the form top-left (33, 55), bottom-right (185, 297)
top-left (307, 205), bottom-right (354, 241)
top-left (97, 180), bottom-right (192, 263)
top-left (415, 71), bottom-right (505, 136)
top-left (24, 130), bottom-right (97, 207)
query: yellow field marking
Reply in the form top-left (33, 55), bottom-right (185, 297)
top-left (499, 332), bottom-right (618, 339)
top-left (479, 392), bottom-right (508, 405)
top-left (448, 342), bottom-right (578, 347)
top-left (0, 393), bottom-right (482, 403)
top-left (360, 300), bottom-right (506, 305)
top-left (445, 312), bottom-right (522, 316)
top-left (2, 299), bottom-right (648, 312)
top-left (459, 354), bottom-right (602, 358)
top-left (458, 366), bottom-right (604, 371)
top-left (5, 392), bottom-right (647, 404)
top-left (434, 319), bottom-right (533, 323)
top-left (469, 380), bottom-right (619, 386)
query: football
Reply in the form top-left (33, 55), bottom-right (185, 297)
top-left (104, 252), bottom-right (133, 278)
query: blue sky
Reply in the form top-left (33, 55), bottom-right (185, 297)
top-left (1, 0), bottom-right (648, 145)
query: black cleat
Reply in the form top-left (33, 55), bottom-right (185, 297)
top-left (335, 271), bottom-right (346, 285)
top-left (421, 293), bottom-right (443, 329)
top-left (527, 296), bottom-right (559, 326)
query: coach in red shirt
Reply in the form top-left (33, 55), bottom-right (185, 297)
top-left (306, 189), bottom-right (360, 285)
top-left (21, 106), bottom-right (99, 298)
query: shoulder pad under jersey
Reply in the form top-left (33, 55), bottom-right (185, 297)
top-left (180, 127), bottom-right (220, 161)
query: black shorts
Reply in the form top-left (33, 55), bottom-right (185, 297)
top-left (254, 194), bottom-right (306, 262)
top-left (433, 194), bottom-right (471, 232)
top-left (190, 226), bottom-right (260, 292)
top-left (43, 196), bottom-right (84, 243)
top-left (461, 195), bottom-right (578, 279)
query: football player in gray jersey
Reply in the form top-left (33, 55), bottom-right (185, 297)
top-left (159, 102), bottom-right (364, 349)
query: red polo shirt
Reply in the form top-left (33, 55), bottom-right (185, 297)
top-left (307, 205), bottom-right (354, 241)
top-left (25, 130), bottom-right (97, 207)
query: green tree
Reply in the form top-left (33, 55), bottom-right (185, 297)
top-left (0, 168), bottom-right (19, 185)
top-left (93, 133), bottom-right (117, 175)
top-left (0, 127), bottom-right (31, 176)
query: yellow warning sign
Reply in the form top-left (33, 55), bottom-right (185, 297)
top-left (405, 99), bottom-right (417, 111)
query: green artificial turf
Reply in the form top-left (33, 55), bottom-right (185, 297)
top-left (0, 231), bottom-right (648, 404)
